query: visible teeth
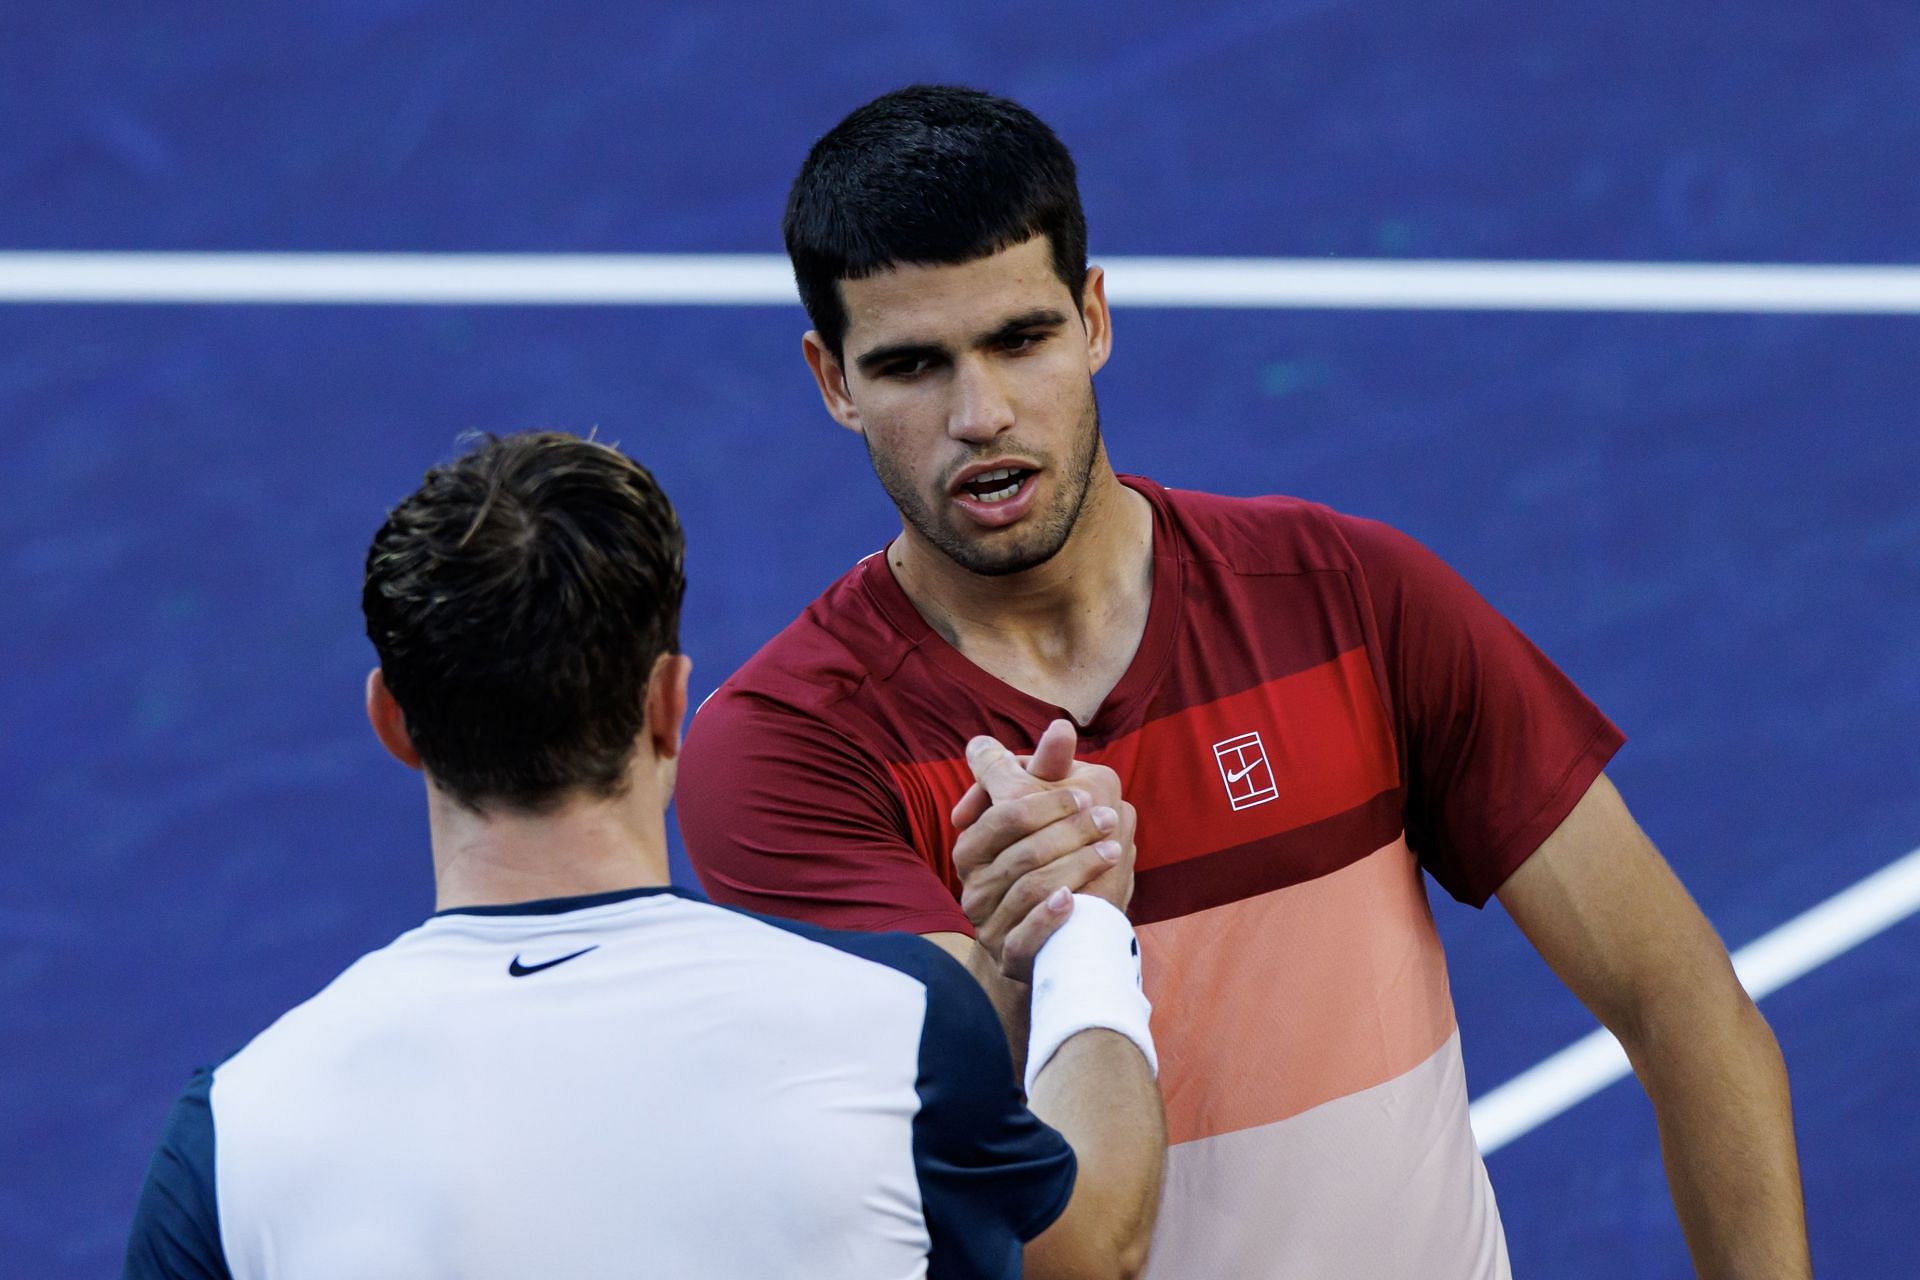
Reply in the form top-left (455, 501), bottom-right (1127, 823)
top-left (959, 466), bottom-right (1029, 504)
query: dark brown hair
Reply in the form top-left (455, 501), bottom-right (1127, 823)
top-left (362, 432), bottom-right (685, 812)
top-left (784, 84), bottom-right (1088, 358)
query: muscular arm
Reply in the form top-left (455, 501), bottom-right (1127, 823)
top-left (1021, 1029), bottom-right (1165, 1280)
top-left (929, 929), bottom-right (1163, 1278)
top-left (1498, 773), bottom-right (1809, 1279)
top-left (915, 918), bottom-right (1163, 1280)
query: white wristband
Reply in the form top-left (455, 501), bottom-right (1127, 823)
top-left (1023, 894), bottom-right (1157, 1096)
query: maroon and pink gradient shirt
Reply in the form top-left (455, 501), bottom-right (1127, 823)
top-left (679, 476), bottom-right (1622, 1279)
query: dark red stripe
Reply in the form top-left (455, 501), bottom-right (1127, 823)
top-left (1130, 787), bottom-right (1405, 925)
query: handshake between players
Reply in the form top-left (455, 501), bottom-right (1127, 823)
top-left (123, 433), bottom-right (1166, 1280)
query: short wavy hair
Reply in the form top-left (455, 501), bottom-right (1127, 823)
top-left (362, 432), bottom-right (685, 812)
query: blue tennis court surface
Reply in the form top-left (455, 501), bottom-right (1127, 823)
top-left (5, 4), bottom-right (1916, 1275)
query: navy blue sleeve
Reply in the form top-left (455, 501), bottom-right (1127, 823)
top-left (907, 942), bottom-right (1078, 1280)
top-left (122, 1069), bottom-right (232, 1280)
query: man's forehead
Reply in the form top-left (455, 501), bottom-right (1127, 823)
top-left (839, 238), bottom-right (1074, 350)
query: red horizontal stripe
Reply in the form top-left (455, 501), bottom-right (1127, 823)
top-left (1101, 646), bottom-right (1398, 875)
top-left (889, 647), bottom-right (1399, 910)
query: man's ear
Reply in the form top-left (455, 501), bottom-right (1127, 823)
top-left (1080, 264), bottom-right (1113, 376)
top-left (645, 653), bottom-right (694, 762)
top-left (365, 668), bottom-right (423, 770)
top-left (801, 331), bottom-right (865, 436)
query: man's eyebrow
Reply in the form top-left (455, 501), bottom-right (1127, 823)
top-left (975, 308), bottom-right (1069, 346)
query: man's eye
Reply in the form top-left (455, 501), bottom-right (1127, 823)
top-left (1003, 332), bottom-right (1042, 352)
top-left (884, 358), bottom-right (931, 379)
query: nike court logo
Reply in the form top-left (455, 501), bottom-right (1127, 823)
top-left (508, 946), bottom-right (599, 977)
top-left (1224, 759), bottom-right (1262, 785)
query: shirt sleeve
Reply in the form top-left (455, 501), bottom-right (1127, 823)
top-left (1340, 514), bottom-right (1626, 906)
top-left (903, 939), bottom-right (1079, 1279)
top-left (678, 686), bottom-right (973, 936)
top-left (122, 1069), bottom-right (232, 1280)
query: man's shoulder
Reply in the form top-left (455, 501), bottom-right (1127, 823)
top-left (712, 902), bottom-right (966, 993)
top-left (207, 929), bottom-right (432, 1088)
top-left (1140, 477), bottom-right (1383, 574)
top-left (686, 554), bottom-right (930, 769)
top-left (709, 553), bottom-right (908, 713)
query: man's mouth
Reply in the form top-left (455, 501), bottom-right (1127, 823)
top-left (956, 467), bottom-right (1035, 504)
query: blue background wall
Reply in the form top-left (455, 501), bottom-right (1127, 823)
top-left (4, 3), bottom-right (1916, 1274)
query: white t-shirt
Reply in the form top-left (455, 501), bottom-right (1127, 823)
top-left (123, 886), bottom-right (1074, 1280)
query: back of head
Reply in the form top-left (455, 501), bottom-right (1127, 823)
top-left (362, 432), bottom-right (685, 813)
top-left (784, 84), bottom-right (1088, 357)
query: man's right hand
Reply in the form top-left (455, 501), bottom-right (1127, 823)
top-left (951, 721), bottom-right (1138, 982)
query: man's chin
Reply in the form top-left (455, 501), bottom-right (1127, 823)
top-left (936, 524), bottom-right (1071, 577)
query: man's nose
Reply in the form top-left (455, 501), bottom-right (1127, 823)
top-left (947, 357), bottom-right (1016, 443)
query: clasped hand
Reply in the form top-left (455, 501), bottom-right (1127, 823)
top-left (951, 719), bottom-right (1138, 982)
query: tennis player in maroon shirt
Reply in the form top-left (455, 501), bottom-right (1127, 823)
top-left (678, 85), bottom-right (1809, 1279)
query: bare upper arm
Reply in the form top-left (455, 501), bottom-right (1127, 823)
top-left (1496, 772), bottom-right (1744, 1043)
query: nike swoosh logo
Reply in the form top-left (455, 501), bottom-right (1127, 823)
top-left (508, 945), bottom-right (599, 977)
top-left (1225, 759), bottom-right (1262, 785)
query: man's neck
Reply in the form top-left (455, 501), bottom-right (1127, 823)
top-left (427, 783), bottom-right (672, 912)
top-left (888, 469), bottom-right (1156, 724)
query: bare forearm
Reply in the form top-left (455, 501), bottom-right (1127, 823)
top-left (1627, 991), bottom-right (1809, 1279)
top-left (966, 943), bottom-right (1033, 1078)
top-left (1496, 777), bottom-right (1810, 1276)
top-left (1024, 1030), bottom-right (1165, 1280)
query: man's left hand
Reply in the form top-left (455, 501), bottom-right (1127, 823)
top-left (951, 721), bottom-right (1137, 981)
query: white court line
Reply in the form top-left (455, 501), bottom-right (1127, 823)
top-left (1470, 845), bottom-right (1920, 1155)
top-left (4, 252), bottom-right (1920, 311)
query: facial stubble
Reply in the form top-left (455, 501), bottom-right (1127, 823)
top-left (865, 387), bottom-right (1104, 578)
